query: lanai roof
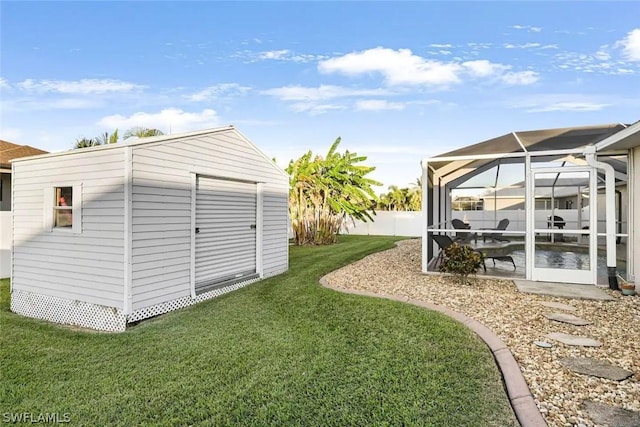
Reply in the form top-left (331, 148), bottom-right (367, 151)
top-left (424, 123), bottom-right (635, 186)
top-left (436, 123), bottom-right (626, 159)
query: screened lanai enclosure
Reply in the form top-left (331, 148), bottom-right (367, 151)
top-left (421, 121), bottom-right (640, 288)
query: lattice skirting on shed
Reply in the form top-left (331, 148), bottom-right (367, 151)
top-left (11, 289), bottom-right (127, 332)
top-left (127, 267), bottom-right (288, 324)
top-left (10, 267), bottom-right (288, 332)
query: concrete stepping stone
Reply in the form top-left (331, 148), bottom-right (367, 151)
top-left (582, 400), bottom-right (640, 427)
top-left (538, 301), bottom-right (577, 311)
top-left (544, 312), bottom-right (591, 326)
top-left (559, 357), bottom-right (633, 381)
top-left (534, 340), bottom-right (553, 348)
top-left (547, 332), bottom-right (602, 347)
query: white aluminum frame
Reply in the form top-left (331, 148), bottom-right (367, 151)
top-left (421, 145), bottom-right (627, 286)
top-left (528, 166), bottom-right (597, 284)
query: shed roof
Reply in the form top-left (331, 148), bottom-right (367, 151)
top-left (9, 125), bottom-right (288, 178)
top-left (0, 140), bottom-right (49, 168)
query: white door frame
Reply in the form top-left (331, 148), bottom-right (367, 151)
top-left (527, 165), bottom-right (597, 284)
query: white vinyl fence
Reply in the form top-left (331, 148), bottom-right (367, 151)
top-left (0, 212), bottom-right (11, 278)
top-left (344, 208), bottom-right (617, 238)
top-left (345, 211), bottom-right (422, 237)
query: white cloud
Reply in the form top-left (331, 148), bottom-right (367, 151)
top-left (467, 42), bottom-right (493, 49)
top-left (234, 49), bottom-right (326, 64)
top-left (317, 47), bottom-right (537, 87)
top-left (318, 47), bottom-right (463, 86)
top-left (98, 108), bottom-right (220, 133)
top-left (504, 43), bottom-right (542, 49)
top-left (0, 78), bottom-right (9, 90)
top-left (429, 44), bottom-right (453, 48)
top-left (16, 78), bottom-right (144, 94)
top-left (527, 101), bottom-right (609, 112)
top-left (355, 100), bottom-right (405, 111)
top-left (289, 103), bottom-right (346, 116)
top-left (258, 49), bottom-right (290, 60)
top-left (554, 47), bottom-right (636, 75)
top-left (511, 25), bottom-right (542, 32)
top-left (261, 85), bottom-right (393, 101)
top-left (617, 28), bottom-right (640, 61)
top-left (186, 83), bottom-right (251, 102)
top-left (513, 95), bottom-right (612, 113)
top-left (462, 60), bottom-right (509, 77)
top-left (502, 71), bottom-right (540, 85)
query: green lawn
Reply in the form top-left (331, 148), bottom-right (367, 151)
top-left (0, 236), bottom-right (517, 426)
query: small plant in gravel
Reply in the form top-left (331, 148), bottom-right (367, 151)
top-left (439, 243), bottom-right (484, 285)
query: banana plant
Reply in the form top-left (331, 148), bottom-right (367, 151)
top-left (124, 127), bottom-right (164, 139)
top-left (287, 137), bottom-right (380, 245)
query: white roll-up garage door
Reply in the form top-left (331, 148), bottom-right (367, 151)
top-left (195, 176), bottom-right (257, 293)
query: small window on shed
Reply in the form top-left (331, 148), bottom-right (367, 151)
top-left (44, 184), bottom-right (82, 233)
top-left (54, 187), bottom-right (73, 228)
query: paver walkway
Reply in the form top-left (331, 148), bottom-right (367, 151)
top-left (538, 295), bottom-right (637, 427)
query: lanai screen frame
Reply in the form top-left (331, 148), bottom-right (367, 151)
top-left (420, 124), bottom-right (634, 285)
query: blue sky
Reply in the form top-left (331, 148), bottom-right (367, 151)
top-left (1, 1), bottom-right (639, 191)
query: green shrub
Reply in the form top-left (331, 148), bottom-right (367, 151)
top-left (439, 243), bottom-right (484, 285)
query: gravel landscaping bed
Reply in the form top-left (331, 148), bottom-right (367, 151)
top-left (323, 239), bottom-right (640, 427)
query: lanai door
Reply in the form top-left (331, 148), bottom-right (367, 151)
top-left (529, 166), bottom-right (597, 284)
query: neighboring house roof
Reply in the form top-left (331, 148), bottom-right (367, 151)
top-left (481, 175), bottom-right (626, 200)
top-left (0, 140), bottom-right (49, 169)
top-left (481, 185), bottom-right (584, 200)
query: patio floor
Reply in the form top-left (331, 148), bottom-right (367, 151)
top-left (512, 280), bottom-right (615, 300)
top-left (431, 237), bottom-right (628, 286)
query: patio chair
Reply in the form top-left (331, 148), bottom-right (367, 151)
top-left (482, 218), bottom-right (510, 243)
top-left (485, 254), bottom-right (516, 270)
top-left (432, 234), bottom-right (486, 272)
top-left (451, 219), bottom-right (477, 243)
top-left (433, 235), bottom-right (516, 272)
top-left (547, 215), bottom-right (565, 229)
top-left (547, 215), bottom-right (566, 242)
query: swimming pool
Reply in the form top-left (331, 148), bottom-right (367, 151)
top-left (480, 246), bottom-right (627, 285)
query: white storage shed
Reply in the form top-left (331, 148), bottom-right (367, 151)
top-left (10, 126), bottom-right (289, 331)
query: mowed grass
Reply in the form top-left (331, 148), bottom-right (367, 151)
top-left (0, 236), bottom-right (517, 426)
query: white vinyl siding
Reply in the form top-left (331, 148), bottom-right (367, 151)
top-left (11, 150), bottom-right (125, 308)
top-left (130, 130), bottom-right (288, 311)
top-left (11, 127), bottom-right (288, 320)
top-left (262, 191), bottom-right (289, 272)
